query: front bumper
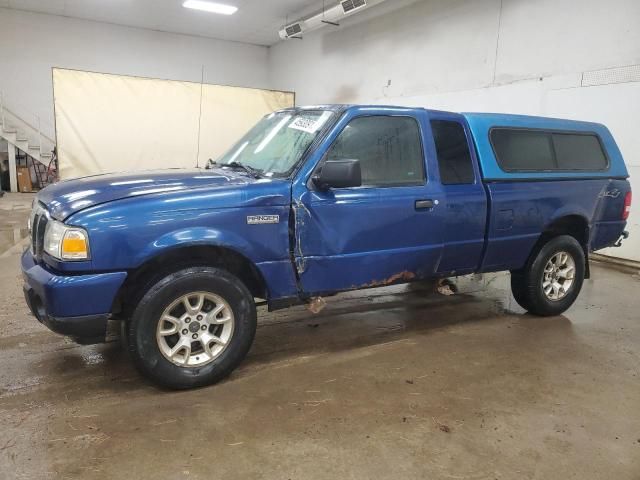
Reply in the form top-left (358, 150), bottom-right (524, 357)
top-left (21, 250), bottom-right (127, 342)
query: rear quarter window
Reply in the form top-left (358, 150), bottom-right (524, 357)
top-left (431, 120), bottom-right (475, 184)
top-left (490, 128), bottom-right (608, 172)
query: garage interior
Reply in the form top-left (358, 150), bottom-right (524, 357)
top-left (1, 0), bottom-right (639, 478)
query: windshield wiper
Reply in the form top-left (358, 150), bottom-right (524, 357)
top-left (206, 159), bottom-right (262, 178)
top-left (227, 161), bottom-right (263, 178)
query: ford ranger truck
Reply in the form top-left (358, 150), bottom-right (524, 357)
top-left (22, 105), bottom-right (632, 389)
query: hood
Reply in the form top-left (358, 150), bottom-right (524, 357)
top-left (38, 168), bottom-right (258, 221)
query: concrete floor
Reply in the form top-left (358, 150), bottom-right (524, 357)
top-left (0, 192), bottom-right (639, 479)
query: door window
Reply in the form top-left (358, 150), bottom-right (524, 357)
top-left (325, 116), bottom-right (425, 187)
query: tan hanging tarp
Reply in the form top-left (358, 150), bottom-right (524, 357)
top-left (52, 68), bottom-right (294, 179)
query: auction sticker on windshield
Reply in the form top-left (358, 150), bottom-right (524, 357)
top-left (288, 111), bottom-right (332, 134)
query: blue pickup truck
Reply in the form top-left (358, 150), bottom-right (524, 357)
top-left (22, 105), bottom-right (631, 389)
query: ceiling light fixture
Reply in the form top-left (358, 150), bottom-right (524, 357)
top-left (182, 1), bottom-right (238, 15)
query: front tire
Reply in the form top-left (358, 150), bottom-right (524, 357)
top-left (510, 235), bottom-right (585, 316)
top-left (127, 266), bottom-right (256, 389)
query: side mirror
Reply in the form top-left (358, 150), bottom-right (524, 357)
top-left (312, 159), bottom-right (362, 190)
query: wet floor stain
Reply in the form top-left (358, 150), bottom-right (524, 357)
top-left (1, 192), bottom-right (640, 479)
top-left (0, 227), bottom-right (29, 253)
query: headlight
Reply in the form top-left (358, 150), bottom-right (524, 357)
top-left (44, 220), bottom-right (90, 261)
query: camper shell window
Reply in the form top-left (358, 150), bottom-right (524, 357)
top-left (490, 128), bottom-right (609, 172)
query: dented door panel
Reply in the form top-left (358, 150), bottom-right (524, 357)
top-left (293, 185), bottom-right (444, 294)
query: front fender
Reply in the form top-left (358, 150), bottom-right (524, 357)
top-left (136, 226), bottom-right (257, 267)
top-left (71, 202), bottom-right (291, 272)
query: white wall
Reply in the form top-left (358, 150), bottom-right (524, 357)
top-left (269, 0), bottom-right (640, 261)
top-left (1, 1), bottom-right (638, 259)
top-left (0, 7), bottom-right (270, 140)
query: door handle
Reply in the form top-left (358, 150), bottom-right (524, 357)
top-left (415, 199), bottom-right (435, 210)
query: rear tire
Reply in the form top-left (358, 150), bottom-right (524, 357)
top-left (127, 266), bottom-right (256, 389)
top-left (510, 235), bottom-right (585, 316)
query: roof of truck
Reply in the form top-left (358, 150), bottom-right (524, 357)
top-left (462, 111), bottom-right (607, 131)
top-left (287, 105), bottom-right (628, 180)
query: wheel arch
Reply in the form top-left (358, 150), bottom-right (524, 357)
top-left (525, 214), bottom-right (591, 278)
top-left (541, 214), bottom-right (590, 247)
top-left (112, 244), bottom-right (268, 318)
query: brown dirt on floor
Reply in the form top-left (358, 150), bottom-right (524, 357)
top-left (1, 192), bottom-right (639, 479)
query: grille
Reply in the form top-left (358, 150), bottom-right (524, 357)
top-left (30, 205), bottom-right (49, 259)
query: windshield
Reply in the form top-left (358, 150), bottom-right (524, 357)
top-left (216, 110), bottom-right (334, 176)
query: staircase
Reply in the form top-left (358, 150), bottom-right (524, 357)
top-left (0, 92), bottom-right (56, 192)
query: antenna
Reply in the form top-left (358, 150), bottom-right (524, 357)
top-left (195, 64), bottom-right (205, 168)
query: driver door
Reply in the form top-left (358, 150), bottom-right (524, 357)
top-left (292, 108), bottom-right (444, 295)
